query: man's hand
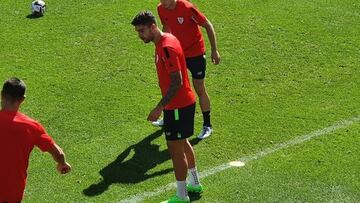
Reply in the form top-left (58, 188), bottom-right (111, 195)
top-left (211, 50), bottom-right (221, 65)
top-left (147, 106), bottom-right (164, 122)
top-left (57, 162), bottom-right (71, 174)
top-left (48, 144), bottom-right (71, 174)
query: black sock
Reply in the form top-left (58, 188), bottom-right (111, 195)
top-left (202, 111), bottom-right (212, 127)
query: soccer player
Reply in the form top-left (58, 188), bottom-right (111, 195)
top-left (156, 0), bottom-right (221, 139)
top-left (132, 11), bottom-right (203, 203)
top-left (0, 77), bottom-right (72, 202)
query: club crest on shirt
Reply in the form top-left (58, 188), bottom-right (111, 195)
top-left (177, 17), bottom-right (184, 24)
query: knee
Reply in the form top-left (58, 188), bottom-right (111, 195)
top-left (167, 141), bottom-right (185, 154)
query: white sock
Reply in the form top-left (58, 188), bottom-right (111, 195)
top-left (176, 180), bottom-right (188, 199)
top-left (188, 167), bottom-right (201, 186)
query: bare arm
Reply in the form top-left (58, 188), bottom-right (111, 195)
top-left (158, 71), bottom-right (182, 108)
top-left (47, 144), bottom-right (71, 174)
top-left (147, 71), bottom-right (182, 121)
top-left (202, 19), bottom-right (220, 65)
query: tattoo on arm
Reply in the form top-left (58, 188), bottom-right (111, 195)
top-left (158, 71), bottom-right (182, 108)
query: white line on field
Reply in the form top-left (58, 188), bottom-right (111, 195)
top-left (120, 116), bottom-right (360, 203)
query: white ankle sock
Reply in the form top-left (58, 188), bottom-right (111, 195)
top-left (188, 167), bottom-right (200, 186)
top-left (176, 180), bottom-right (188, 199)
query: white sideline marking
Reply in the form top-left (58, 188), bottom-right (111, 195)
top-left (120, 116), bottom-right (360, 203)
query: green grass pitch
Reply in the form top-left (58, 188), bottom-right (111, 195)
top-left (0, 0), bottom-right (359, 202)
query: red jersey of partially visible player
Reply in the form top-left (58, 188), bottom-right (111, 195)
top-left (0, 110), bottom-right (55, 202)
top-left (157, 0), bottom-right (207, 57)
top-left (155, 33), bottom-right (196, 110)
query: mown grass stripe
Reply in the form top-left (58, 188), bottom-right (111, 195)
top-left (120, 115), bottom-right (360, 203)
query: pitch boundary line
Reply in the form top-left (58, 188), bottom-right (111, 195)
top-left (120, 115), bottom-right (360, 203)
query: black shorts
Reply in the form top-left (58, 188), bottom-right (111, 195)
top-left (186, 54), bottom-right (206, 79)
top-left (163, 103), bottom-right (196, 141)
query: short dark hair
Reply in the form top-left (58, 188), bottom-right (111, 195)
top-left (1, 77), bottom-right (26, 101)
top-left (131, 10), bottom-right (157, 26)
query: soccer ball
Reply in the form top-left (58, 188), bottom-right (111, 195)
top-left (31, 0), bottom-right (46, 15)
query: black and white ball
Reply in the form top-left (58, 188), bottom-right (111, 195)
top-left (31, 0), bottom-right (46, 15)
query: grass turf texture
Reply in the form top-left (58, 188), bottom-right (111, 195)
top-left (0, 0), bottom-right (359, 202)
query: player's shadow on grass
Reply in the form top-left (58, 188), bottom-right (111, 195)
top-left (26, 13), bottom-right (43, 19)
top-left (83, 129), bottom-right (201, 197)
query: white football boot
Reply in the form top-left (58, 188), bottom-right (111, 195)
top-left (197, 126), bottom-right (213, 139)
top-left (152, 119), bottom-right (164, 127)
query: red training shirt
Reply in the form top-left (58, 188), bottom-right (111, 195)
top-left (157, 0), bottom-right (207, 57)
top-left (155, 33), bottom-right (196, 110)
top-left (0, 110), bottom-right (55, 202)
